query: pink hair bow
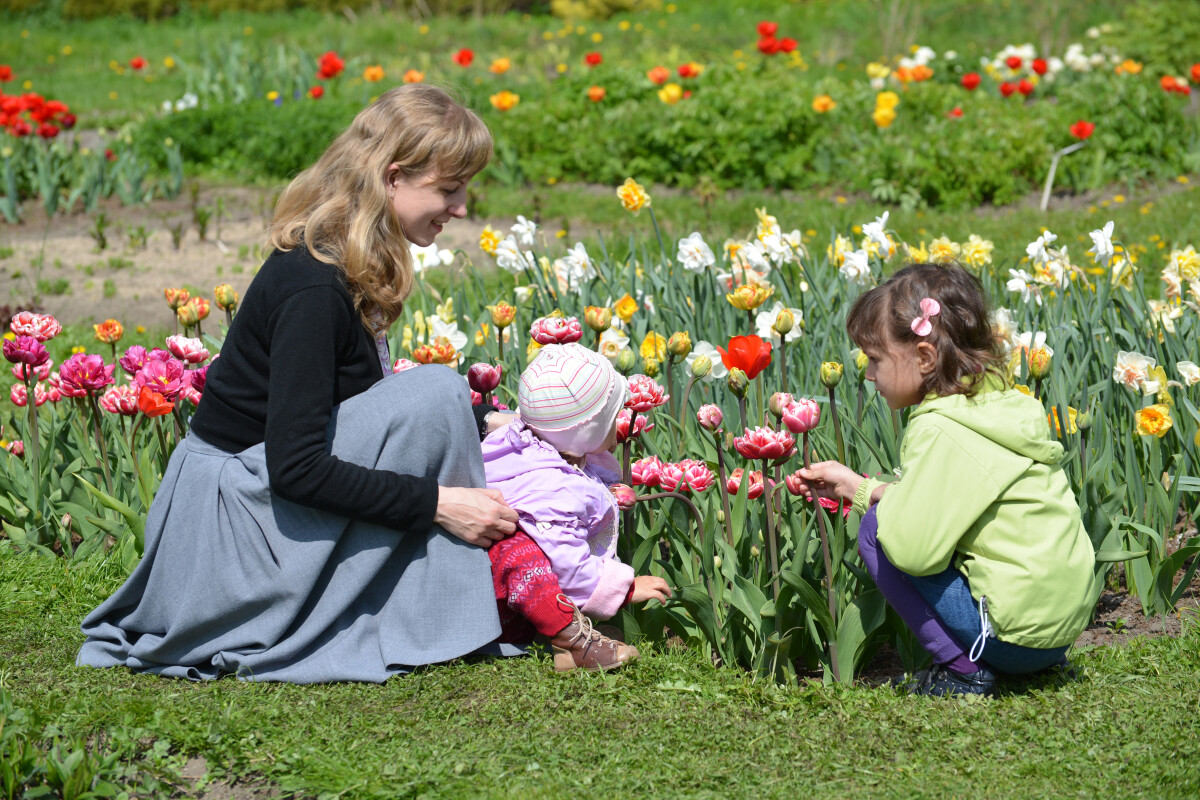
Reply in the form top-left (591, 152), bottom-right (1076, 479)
top-left (911, 298), bottom-right (940, 337)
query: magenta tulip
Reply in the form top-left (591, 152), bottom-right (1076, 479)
top-left (59, 353), bottom-right (116, 395)
top-left (631, 455), bottom-right (665, 488)
top-left (134, 357), bottom-right (187, 401)
top-left (610, 483), bottom-right (638, 511)
top-left (467, 362), bottom-right (503, 394)
top-left (529, 316), bottom-right (584, 345)
top-left (3, 335), bottom-right (50, 369)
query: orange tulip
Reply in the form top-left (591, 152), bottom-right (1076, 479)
top-left (93, 319), bottom-right (124, 344)
top-left (137, 385), bottom-right (174, 417)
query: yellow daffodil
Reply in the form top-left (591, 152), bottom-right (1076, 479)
top-left (613, 293), bottom-right (638, 323)
top-left (617, 178), bottom-right (651, 215)
top-left (1135, 404), bottom-right (1173, 438)
top-left (479, 226), bottom-right (501, 255)
top-left (640, 331), bottom-right (666, 361)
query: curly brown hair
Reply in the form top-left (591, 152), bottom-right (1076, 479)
top-left (845, 263), bottom-right (1007, 398)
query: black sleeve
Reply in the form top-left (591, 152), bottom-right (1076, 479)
top-left (472, 403), bottom-right (498, 441)
top-left (263, 287), bottom-right (438, 533)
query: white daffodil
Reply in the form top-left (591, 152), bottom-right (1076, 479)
top-left (1148, 299), bottom-right (1184, 334)
top-left (1087, 220), bottom-right (1115, 265)
top-left (740, 240), bottom-right (772, 272)
top-left (1025, 231), bottom-right (1058, 265)
top-left (409, 242), bottom-right (454, 272)
top-left (990, 308), bottom-right (1017, 347)
top-left (839, 249), bottom-right (872, 285)
top-left (754, 301), bottom-right (803, 344)
top-left (1112, 350), bottom-right (1157, 393)
top-left (553, 242), bottom-right (595, 293)
top-left (1012, 330), bottom-right (1053, 357)
top-left (677, 232), bottom-right (716, 272)
top-left (686, 340), bottom-right (729, 381)
top-left (1007, 269), bottom-right (1043, 306)
top-left (428, 316), bottom-right (468, 352)
top-left (1176, 361), bottom-right (1200, 386)
top-left (598, 327), bottom-right (630, 362)
top-left (511, 215), bottom-right (538, 247)
top-left (494, 235), bottom-right (535, 274)
top-left (862, 211), bottom-right (891, 251)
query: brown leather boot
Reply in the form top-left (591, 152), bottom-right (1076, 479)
top-left (549, 597), bottom-right (639, 673)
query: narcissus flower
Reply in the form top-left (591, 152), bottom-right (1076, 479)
top-left (781, 397), bottom-right (821, 434)
top-left (640, 331), bottom-right (666, 361)
top-left (617, 178), bottom-right (651, 214)
top-left (1177, 361), bottom-right (1200, 386)
top-left (529, 316), bottom-right (583, 345)
top-left (626, 374), bottom-right (669, 412)
top-left (1135, 404), bottom-right (1173, 438)
top-left (716, 335), bottom-right (772, 380)
top-left (658, 459), bottom-right (715, 493)
top-left (490, 90), bottom-right (519, 111)
top-left (479, 226), bottom-right (501, 255)
top-left (613, 294), bottom-right (638, 323)
top-left (1113, 350), bottom-right (1157, 393)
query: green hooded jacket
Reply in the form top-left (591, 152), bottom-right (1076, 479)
top-left (866, 376), bottom-right (1096, 649)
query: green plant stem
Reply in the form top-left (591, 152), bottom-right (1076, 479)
top-left (737, 395), bottom-right (747, 434)
top-left (22, 374), bottom-right (42, 517)
top-left (713, 436), bottom-right (734, 546)
top-left (828, 384), bottom-right (846, 466)
top-left (496, 325), bottom-right (505, 364)
top-left (763, 457), bottom-right (780, 623)
top-left (676, 375), bottom-right (697, 435)
top-left (778, 337), bottom-right (788, 395)
top-left (804, 431), bottom-right (840, 683)
top-left (88, 394), bottom-right (114, 494)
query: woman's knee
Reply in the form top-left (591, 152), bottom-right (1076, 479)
top-left (381, 365), bottom-right (471, 418)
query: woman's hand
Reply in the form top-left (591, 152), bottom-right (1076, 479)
top-left (631, 575), bottom-right (673, 605)
top-left (486, 411), bottom-right (519, 435)
top-left (794, 461), bottom-right (864, 504)
top-left (434, 486), bottom-right (519, 548)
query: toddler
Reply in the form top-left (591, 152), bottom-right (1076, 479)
top-left (796, 263), bottom-right (1096, 696)
top-left (482, 343), bottom-right (672, 671)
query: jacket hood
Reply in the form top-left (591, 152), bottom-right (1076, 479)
top-left (910, 373), bottom-right (1064, 465)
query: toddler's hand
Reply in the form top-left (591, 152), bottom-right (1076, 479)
top-left (632, 575), bottom-right (673, 605)
top-left (794, 461), bottom-right (864, 503)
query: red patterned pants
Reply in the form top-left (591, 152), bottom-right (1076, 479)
top-left (489, 530), bottom-right (574, 643)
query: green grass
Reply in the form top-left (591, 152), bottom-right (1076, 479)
top-left (2, 547), bottom-right (1198, 799)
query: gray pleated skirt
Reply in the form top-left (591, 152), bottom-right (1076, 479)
top-left (77, 365), bottom-right (517, 683)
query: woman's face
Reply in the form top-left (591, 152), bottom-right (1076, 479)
top-left (386, 166), bottom-right (469, 247)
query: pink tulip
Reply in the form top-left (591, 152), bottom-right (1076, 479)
top-left (181, 385), bottom-right (203, 405)
top-left (696, 404), bottom-right (723, 431)
top-left (529, 316), bottom-right (584, 345)
top-left (784, 470), bottom-right (805, 496)
top-left (59, 353), bottom-right (116, 395)
top-left (726, 468), bottom-right (770, 500)
top-left (658, 459), bottom-right (716, 493)
top-left (10, 383), bottom-right (48, 407)
top-left (11, 358), bottom-right (53, 382)
top-left (119, 345), bottom-right (172, 376)
top-left (467, 362), bottom-right (503, 394)
top-left (733, 426), bottom-right (796, 461)
top-left (9, 311), bottom-right (61, 342)
top-left (6, 440), bottom-right (24, 457)
top-left (134, 357), bottom-right (187, 401)
top-left (782, 397), bottom-right (821, 434)
top-left (625, 374), bottom-right (669, 412)
top-left (610, 483), bottom-right (638, 511)
top-left (616, 408), bottom-right (654, 443)
top-left (189, 364), bottom-right (209, 394)
top-left (3, 335), bottom-right (50, 368)
top-left (631, 455), bottom-right (665, 488)
top-left (392, 358), bottom-right (420, 373)
top-left (165, 335), bottom-right (210, 365)
top-left (99, 384), bottom-right (140, 416)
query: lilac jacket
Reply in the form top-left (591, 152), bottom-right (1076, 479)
top-left (482, 420), bottom-right (633, 620)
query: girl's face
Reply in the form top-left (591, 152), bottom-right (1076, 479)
top-left (862, 333), bottom-right (937, 410)
top-left (598, 419), bottom-right (619, 454)
top-left (386, 166), bottom-right (469, 247)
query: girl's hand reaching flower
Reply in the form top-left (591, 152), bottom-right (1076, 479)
top-left (793, 460), bottom-right (865, 503)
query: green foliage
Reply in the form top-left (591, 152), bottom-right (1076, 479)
top-left (1114, 0), bottom-right (1200, 74)
top-left (550, 0), bottom-right (650, 22)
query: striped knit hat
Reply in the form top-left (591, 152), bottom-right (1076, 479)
top-left (519, 343), bottom-right (627, 457)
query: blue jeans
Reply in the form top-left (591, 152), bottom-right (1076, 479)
top-left (907, 567), bottom-right (1069, 675)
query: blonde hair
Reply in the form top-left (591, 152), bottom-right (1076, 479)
top-left (269, 84), bottom-right (492, 335)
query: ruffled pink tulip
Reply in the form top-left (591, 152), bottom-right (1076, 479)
top-left (393, 358), bottom-right (420, 373)
top-left (625, 374), bottom-right (669, 412)
top-left (59, 353), bottom-right (116, 395)
top-left (11, 358), bottom-right (53, 382)
top-left (467, 362), bottom-right (503, 394)
top-left (99, 384), bottom-right (140, 416)
top-left (529, 316), bottom-right (584, 345)
top-left (3, 335), bottom-right (50, 369)
top-left (6, 440), bottom-right (24, 457)
top-left (615, 408), bottom-right (654, 443)
top-left (782, 397), bottom-right (821, 434)
top-left (610, 483), bottom-right (638, 511)
top-left (189, 364), bottom-right (209, 394)
top-left (733, 426), bottom-right (796, 461)
top-left (696, 404), bottom-right (723, 431)
top-left (9, 311), bottom-right (61, 342)
top-left (631, 455), bottom-right (665, 488)
top-left (658, 459), bottom-right (716, 493)
top-left (119, 345), bottom-right (172, 377)
top-left (181, 385), bottom-right (203, 405)
top-left (784, 470), bottom-right (805, 496)
top-left (727, 467), bottom-right (770, 500)
top-left (10, 383), bottom-right (48, 407)
top-left (165, 335), bottom-right (210, 365)
top-left (134, 357), bottom-right (187, 401)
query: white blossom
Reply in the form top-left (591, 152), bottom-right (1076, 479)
top-left (494, 235), bottom-right (535, 274)
top-left (409, 242), bottom-right (454, 272)
top-left (1112, 350), bottom-right (1157, 394)
top-left (754, 301), bottom-right (803, 344)
top-left (510, 215), bottom-right (538, 247)
top-left (839, 249), bottom-right (872, 285)
top-left (1025, 231), bottom-right (1058, 265)
top-left (686, 340), bottom-right (729, 381)
top-left (676, 232), bottom-right (716, 272)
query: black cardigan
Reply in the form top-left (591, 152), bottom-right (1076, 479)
top-left (190, 246), bottom-right (491, 534)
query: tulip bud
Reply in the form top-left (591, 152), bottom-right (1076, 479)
top-left (697, 404), bottom-right (723, 431)
top-left (726, 367), bottom-right (749, 398)
top-left (769, 391), bottom-right (794, 419)
top-left (642, 357), bottom-right (660, 378)
top-left (583, 305), bottom-right (612, 332)
top-left (190, 297), bottom-right (211, 321)
top-left (750, 545), bottom-right (760, 557)
top-left (1028, 347), bottom-right (1052, 380)
top-left (717, 509), bottom-right (725, 523)
top-left (666, 330), bottom-right (692, 359)
top-left (773, 308), bottom-right (794, 336)
top-left (1076, 409), bottom-right (1092, 431)
top-left (164, 287), bottom-right (190, 310)
top-left (852, 348), bottom-right (869, 380)
top-left (62, 513), bottom-right (72, 531)
top-left (616, 348), bottom-right (638, 374)
top-left (176, 302), bottom-right (199, 328)
top-left (467, 362), bottom-right (502, 394)
top-left (489, 302), bottom-right (517, 329)
top-left (713, 555), bottom-right (722, 569)
top-left (610, 483), bottom-right (637, 511)
top-left (690, 354), bottom-right (712, 379)
top-left (820, 361), bottom-right (844, 388)
top-left (214, 284), bottom-right (238, 311)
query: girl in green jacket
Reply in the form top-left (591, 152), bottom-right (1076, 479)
top-left (795, 263), bottom-right (1095, 697)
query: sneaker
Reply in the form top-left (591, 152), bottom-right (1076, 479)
top-left (906, 663), bottom-right (995, 697)
top-left (549, 601), bottom-right (639, 673)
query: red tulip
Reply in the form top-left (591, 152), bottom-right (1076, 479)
top-left (1031, 58), bottom-right (1048, 75)
top-left (309, 85), bottom-right (324, 99)
top-left (1005, 55), bottom-right (1022, 70)
top-left (1192, 64), bottom-right (1200, 84)
top-left (947, 106), bottom-right (963, 118)
top-left (999, 81), bottom-right (1016, 97)
top-left (960, 72), bottom-right (981, 91)
top-left (316, 51), bottom-right (344, 80)
top-left (585, 52), bottom-right (602, 67)
top-left (716, 335), bottom-right (772, 380)
top-left (1017, 78), bottom-right (1034, 96)
top-left (756, 21), bottom-right (778, 37)
top-left (0, 65), bottom-right (13, 82)
top-left (137, 386), bottom-right (174, 417)
top-left (757, 37), bottom-right (780, 56)
top-left (452, 48), bottom-right (474, 67)
top-left (784, 470), bottom-right (805, 496)
top-left (130, 56), bottom-right (147, 71)
top-left (779, 38), bottom-right (798, 53)
top-left (1069, 120), bottom-right (1095, 140)
top-left (726, 468), bottom-right (769, 500)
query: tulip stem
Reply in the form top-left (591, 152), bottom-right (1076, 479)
top-left (1033, 377), bottom-right (1044, 403)
top-left (636, 489), bottom-right (721, 629)
top-left (804, 431), bottom-right (840, 683)
top-left (779, 339), bottom-right (788, 395)
top-left (22, 373), bottom-right (42, 517)
top-left (676, 375), bottom-right (697, 435)
top-left (738, 396), bottom-right (748, 436)
top-left (155, 419), bottom-right (171, 467)
top-left (713, 438), bottom-right (734, 546)
top-left (225, 308), bottom-right (234, 329)
top-left (496, 326), bottom-right (505, 364)
top-left (88, 394), bottom-right (114, 494)
top-left (621, 434), bottom-right (634, 557)
top-left (828, 384), bottom-right (846, 466)
top-left (763, 457), bottom-right (780, 622)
